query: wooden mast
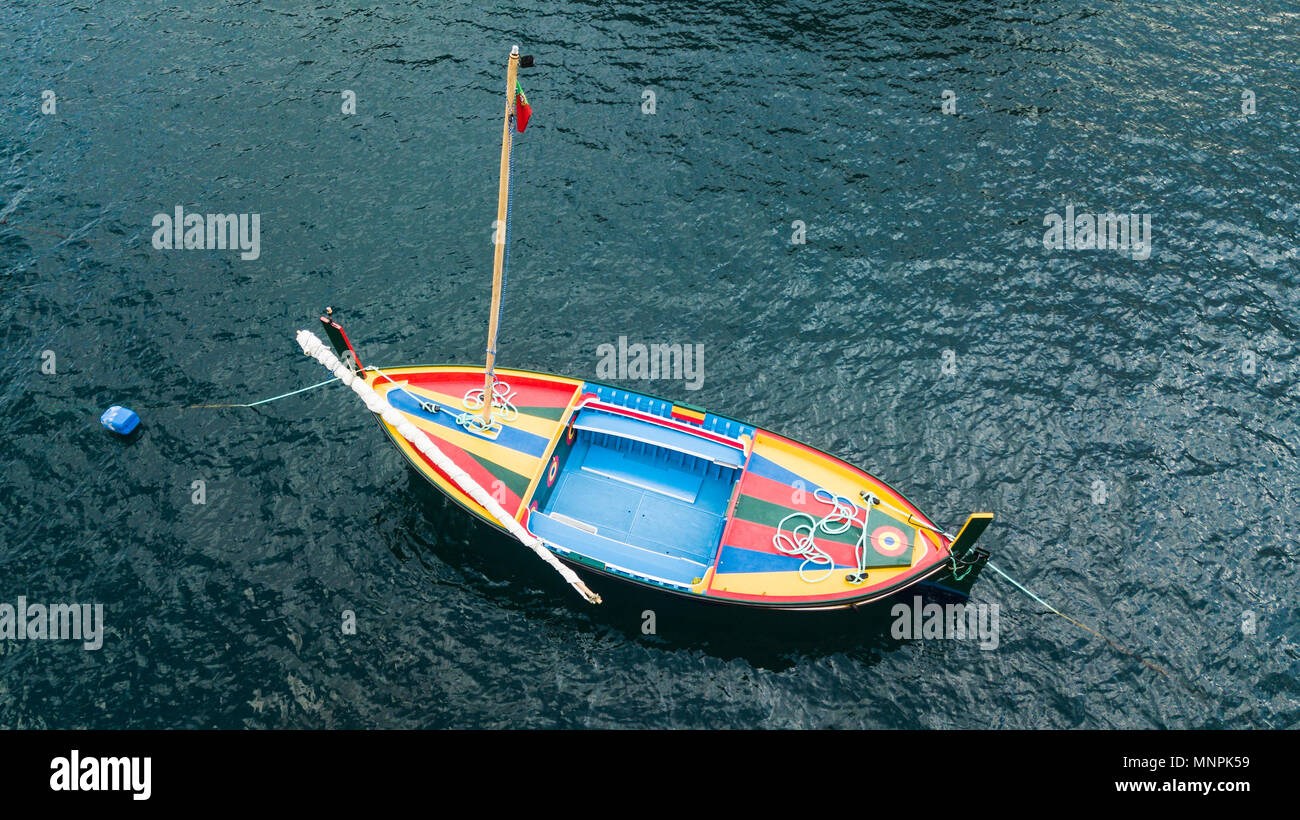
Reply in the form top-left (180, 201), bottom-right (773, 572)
top-left (482, 45), bottom-right (521, 423)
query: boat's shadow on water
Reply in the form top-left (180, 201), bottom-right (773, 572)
top-left (391, 472), bottom-right (960, 671)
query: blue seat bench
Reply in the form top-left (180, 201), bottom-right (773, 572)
top-left (530, 509), bottom-right (710, 586)
top-left (573, 407), bottom-right (745, 468)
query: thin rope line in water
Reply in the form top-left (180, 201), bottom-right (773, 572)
top-left (185, 376), bottom-right (339, 408)
top-left (985, 560), bottom-right (1169, 676)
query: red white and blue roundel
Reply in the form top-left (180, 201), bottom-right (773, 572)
top-left (870, 525), bottom-right (910, 558)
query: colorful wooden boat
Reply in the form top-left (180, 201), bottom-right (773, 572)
top-left (312, 346), bottom-right (992, 609)
top-left (297, 46), bottom-right (992, 609)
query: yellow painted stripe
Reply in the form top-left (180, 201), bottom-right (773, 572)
top-left (515, 393), bottom-right (584, 521)
top-left (751, 432), bottom-right (925, 524)
top-left (690, 565), bottom-right (716, 595)
top-left (709, 565), bottom-right (917, 598)
top-left (673, 405), bottom-right (706, 423)
top-left (398, 382), bottom-right (562, 439)
top-left (398, 407), bottom-right (543, 480)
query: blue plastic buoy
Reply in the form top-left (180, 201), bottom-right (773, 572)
top-left (100, 405), bottom-right (140, 435)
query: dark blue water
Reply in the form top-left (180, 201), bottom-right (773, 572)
top-left (1, 0), bottom-right (1296, 728)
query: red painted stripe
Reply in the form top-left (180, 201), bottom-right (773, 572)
top-left (721, 518), bottom-right (862, 565)
top-left (708, 567), bottom-right (944, 604)
top-left (402, 426), bottom-right (522, 513)
top-left (734, 471), bottom-right (858, 516)
top-left (399, 370), bottom-right (577, 408)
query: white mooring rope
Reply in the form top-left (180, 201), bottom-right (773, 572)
top-left (295, 329), bottom-right (602, 605)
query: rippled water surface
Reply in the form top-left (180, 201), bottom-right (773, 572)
top-left (1, 0), bottom-right (1297, 728)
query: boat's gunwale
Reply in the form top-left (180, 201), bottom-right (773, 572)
top-left (364, 361), bottom-right (954, 608)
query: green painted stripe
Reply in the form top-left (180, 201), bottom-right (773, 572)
top-left (516, 404), bottom-right (567, 422)
top-left (568, 553), bottom-right (606, 570)
top-left (463, 450), bottom-right (533, 499)
top-left (731, 495), bottom-right (862, 547)
top-left (732, 495), bottom-right (918, 567)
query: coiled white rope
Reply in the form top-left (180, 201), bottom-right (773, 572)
top-left (458, 380), bottom-right (519, 434)
top-left (774, 488), bottom-right (877, 584)
top-left (295, 329), bottom-right (601, 604)
top-left (463, 380), bottom-right (519, 421)
top-left (772, 488), bottom-right (936, 585)
top-left (773, 510), bottom-right (836, 583)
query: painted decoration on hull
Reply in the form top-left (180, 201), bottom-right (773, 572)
top-left (366, 366), bottom-right (582, 522)
top-left (702, 431), bottom-right (948, 605)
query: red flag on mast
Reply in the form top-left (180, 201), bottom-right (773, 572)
top-left (515, 83), bottom-right (531, 132)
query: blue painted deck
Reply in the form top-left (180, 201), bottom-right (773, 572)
top-left (580, 443), bottom-right (705, 502)
top-left (532, 413), bottom-right (740, 584)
